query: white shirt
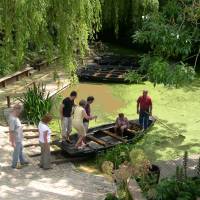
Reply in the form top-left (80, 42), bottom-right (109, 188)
top-left (38, 121), bottom-right (51, 143)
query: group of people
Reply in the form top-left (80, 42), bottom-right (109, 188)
top-left (8, 90), bottom-right (152, 170)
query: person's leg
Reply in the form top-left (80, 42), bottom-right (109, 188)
top-left (12, 142), bottom-right (20, 168)
top-left (83, 122), bottom-right (89, 133)
top-left (62, 117), bottom-right (67, 141)
top-left (75, 124), bottom-right (86, 148)
top-left (40, 142), bottom-right (44, 167)
top-left (139, 112), bottom-right (144, 128)
top-left (143, 112), bottom-right (149, 129)
top-left (43, 143), bottom-right (51, 169)
top-left (66, 117), bottom-right (72, 142)
top-left (19, 142), bottom-right (28, 164)
top-left (75, 135), bottom-right (84, 148)
top-left (120, 125), bottom-right (127, 135)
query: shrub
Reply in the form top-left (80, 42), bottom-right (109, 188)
top-left (17, 83), bottom-right (53, 125)
top-left (139, 55), bottom-right (195, 87)
top-left (124, 70), bottom-right (143, 83)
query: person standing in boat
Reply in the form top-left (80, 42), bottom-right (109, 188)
top-left (83, 96), bottom-right (95, 133)
top-left (60, 91), bottom-right (77, 142)
top-left (137, 90), bottom-right (152, 129)
top-left (115, 113), bottom-right (129, 136)
top-left (72, 100), bottom-right (97, 149)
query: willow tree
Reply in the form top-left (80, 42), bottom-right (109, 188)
top-left (100, 0), bottom-right (159, 38)
top-left (0, 0), bottom-right (101, 76)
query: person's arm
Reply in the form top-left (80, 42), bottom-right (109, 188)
top-left (60, 103), bottom-right (64, 120)
top-left (9, 119), bottom-right (16, 147)
top-left (137, 97), bottom-right (140, 114)
top-left (149, 99), bottom-right (152, 115)
top-left (9, 130), bottom-right (15, 147)
top-left (83, 110), bottom-right (96, 120)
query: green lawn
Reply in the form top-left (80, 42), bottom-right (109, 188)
top-left (50, 79), bottom-right (200, 162)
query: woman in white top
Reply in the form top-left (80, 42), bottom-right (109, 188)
top-left (38, 114), bottom-right (53, 169)
top-left (72, 99), bottom-right (97, 149)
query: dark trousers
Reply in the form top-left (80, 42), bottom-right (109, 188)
top-left (139, 111), bottom-right (149, 129)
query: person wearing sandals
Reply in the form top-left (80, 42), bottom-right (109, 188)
top-left (38, 114), bottom-right (53, 170)
top-left (60, 91), bottom-right (77, 143)
top-left (83, 96), bottom-right (95, 133)
top-left (72, 100), bottom-right (97, 149)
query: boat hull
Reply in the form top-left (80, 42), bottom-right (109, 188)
top-left (54, 119), bottom-right (155, 157)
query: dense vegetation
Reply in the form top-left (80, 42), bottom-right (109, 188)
top-left (18, 83), bottom-right (52, 125)
top-left (0, 0), bottom-right (199, 86)
top-left (0, 0), bottom-right (101, 75)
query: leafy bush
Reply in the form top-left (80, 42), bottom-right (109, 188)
top-left (18, 83), bottom-right (53, 125)
top-left (124, 70), bottom-right (143, 83)
top-left (153, 177), bottom-right (200, 200)
top-left (133, 0), bottom-right (199, 60)
top-left (104, 193), bottom-right (119, 200)
top-left (97, 144), bottom-right (130, 169)
top-left (139, 55), bottom-right (195, 87)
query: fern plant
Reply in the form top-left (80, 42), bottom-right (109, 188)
top-left (17, 83), bottom-right (53, 125)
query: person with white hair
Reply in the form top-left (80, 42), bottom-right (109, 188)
top-left (72, 99), bottom-right (97, 149)
top-left (9, 104), bottom-right (29, 169)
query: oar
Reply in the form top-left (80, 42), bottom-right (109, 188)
top-left (145, 112), bottom-right (182, 136)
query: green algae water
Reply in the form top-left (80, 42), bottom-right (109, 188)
top-left (51, 80), bottom-right (200, 162)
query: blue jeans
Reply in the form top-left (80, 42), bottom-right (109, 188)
top-left (139, 111), bottom-right (149, 129)
top-left (12, 142), bottom-right (26, 168)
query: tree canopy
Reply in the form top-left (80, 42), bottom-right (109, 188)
top-left (0, 0), bottom-right (101, 75)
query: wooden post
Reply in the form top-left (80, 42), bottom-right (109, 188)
top-left (6, 96), bottom-right (11, 108)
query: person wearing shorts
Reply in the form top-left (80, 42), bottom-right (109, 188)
top-left (60, 91), bottom-right (77, 142)
top-left (72, 100), bottom-right (97, 149)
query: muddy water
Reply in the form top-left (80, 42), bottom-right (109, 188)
top-left (60, 82), bottom-right (124, 125)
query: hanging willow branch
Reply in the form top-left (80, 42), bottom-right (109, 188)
top-left (0, 0), bottom-right (101, 76)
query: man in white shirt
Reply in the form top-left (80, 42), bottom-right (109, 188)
top-left (9, 104), bottom-right (28, 169)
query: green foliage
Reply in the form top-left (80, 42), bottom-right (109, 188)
top-left (17, 83), bottom-right (53, 125)
top-left (97, 144), bottom-right (130, 169)
top-left (104, 193), bottom-right (119, 200)
top-left (139, 55), bottom-right (195, 87)
top-left (153, 177), bottom-right (200, 200)
top-left (133, 0), bottom-right (200, 60)
top-left (101, 0), bottom-right (159, 37)
top-left (0, 0), bottom-right (101, 76)
top-left (124, 70), bottom-right (143, 83)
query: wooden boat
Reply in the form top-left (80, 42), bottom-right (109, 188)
top-left (77, 64), bottom-right (138, 83)
top-left (54, 118), bottom-right (155, 157)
